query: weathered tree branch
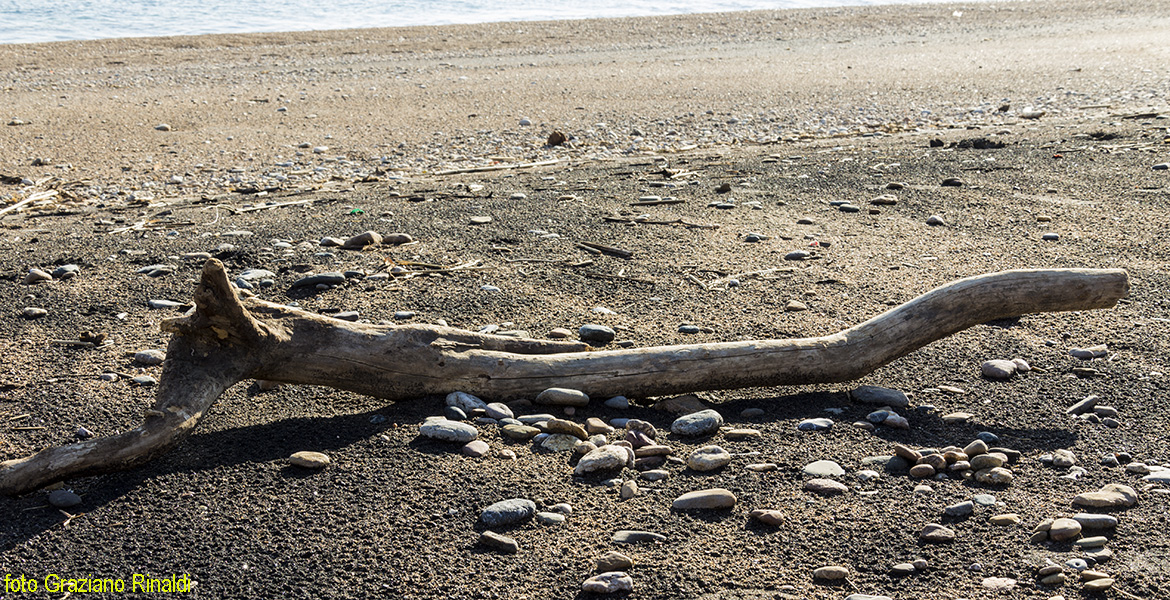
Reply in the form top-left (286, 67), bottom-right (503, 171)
top-left (0, 259), bottom-right (1128, 495)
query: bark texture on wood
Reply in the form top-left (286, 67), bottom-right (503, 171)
top-left (0, 260), bottom-right (1128, 495)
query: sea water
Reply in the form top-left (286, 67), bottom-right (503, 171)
top-left (0, 0), bottom-right (982, 44)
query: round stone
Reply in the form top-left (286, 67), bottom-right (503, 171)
top-left (536, 388), bottom-right (590, 407)
top-left (850, 385), bottom-right (909, 408)
top-left (1049, 518), bottom-right (1082, 542)
top-left (575, 445), bottom-right (631, 475)
top-left (579, 324), bottom-right (616, 345)
top-left (133, 349), bottom-right (166, 365)
top-left (481, 498), bottom-right (536, 527)
top-left (462, 440), bottom-right (490, 457)
top-left (750, 509), bottom-right (784, 526)
top-left (596, 551), bottom-right (634, 572)
top-left (670, 409), bottom-right (724, 436)
top-left (981, 359), bottom-right (1017, 380)
top-left (289, 451), bottom-right (330, 468)
top-left (687, 446), bottom-right (731, 471)
top-left (581, 572), bottom-right (633, 594)
top-left (48, 489), bottom-right (82, 509)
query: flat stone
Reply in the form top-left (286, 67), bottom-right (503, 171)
top-left (1083, 578), bottom-right (1115, 591)
top-left (724, 428), bottom-right (761, 440)
top-left (604, 396), bottom-right (630, 409)
top-left (1074, 536), bottom-right (1109, 549)
top-left (502, 424), bottom-right (541, 441)
top-left (750, 509), bottom-right (784, 526)
top-left (479, 531), bottom-right (518, 553)
top-left (596, 551), bottom-right (634, 572)
top-left (813, 565), bottom-right (849, 580)
top-left (21, 307), bottom-right (48, 319)
top-left (48, 489), bottom-right (82, 509)
top-left (890, 563), bottom-right (916, 576)
top-left (845, 595), bottom-right (892, 600)
top-left (445, 391), bottom-right (487, 412)
top-left (851, 385), bottom-right (909, 408)
top-left (920, 523), bottom-right (956, 542)
top-left (746, 463), bottom-right (778, 472)
top-left (545, 418), bottom-right (588, 440)
top-left (1073, 513), bottom-right (1118, 529)
top-left (541, 433), bottom-right (582, 452)
top-left (804, 478), bottom-right (849, 495)
top-left (1073, 484), bottom-right (1138, 508)
top-left (579, 324), bottom-right (616, 345)
top-left (1053, 448), bottom-right (1077, 468)
top-left (945, 500), bottom-right (975, 517)
top-left (989, 513), bottom-right (1021, 526)
top-left (1069, 345), bottom-right (1108, 359)
top-left (612, 530), bottom-right (666, 544)
top-left (797, 418), bottom-right (833, 431)
top-left (481, 498), bottom-right (536, 527)
top-left (942, 412), bottom-right (974, 424)
top-left (802, 460), bottom-right (845, 477)
top-left (536, 388), bottom-right (590, 407)
top-left (672, 488), bottom-right (736, 510)
top-left (575, 445), bottom-right (630, 475)
top-left (581, 572), bottom-right (633, 594)
top-left (288, 451), bottom-right (330, 468)
top-left (975, 466), bottom-right (1014, 485)
top-left (420, 420), bottom-right (478, 442)
top-left (981, 577), bottom-right (1017, 591)
top-left (981, 359), bottom-right (1017, 380)
top-left (586, 417), bottom-right (614, 435)
top-left (24, 268), bottom-right (52, 284)
top-left (342, 230), bottom-right (382, 249)
top-left (687, 445), bottom-right (731, 471)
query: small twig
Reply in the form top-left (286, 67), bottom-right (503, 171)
top-left (12, 426), bottom-right (47, 431)
top-left (0, 190), bottom-right (58, 216)
top-left (504, 257), bottom-right (565, 263)
top-left (630, 198), bottom-right (685, 206)
top-left (9, 413), bottom-right (31, 421)
top-left (685, 274), bottom-right (708, 290)
top-left (577, 241), bottom-right (633, 258)
top-left (433, 158), bottom-right (559, 176)
top-left (582, 272), bottom-right (654, 285)
top-left (566, 260), bottom-right (594, 268)
top-left (231, 198), bottom-right (315, 214)
top-left (59, 509), bottom-right (84, 528)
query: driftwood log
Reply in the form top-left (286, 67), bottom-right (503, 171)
top-left (0, 260), bottom-right (1128, 496)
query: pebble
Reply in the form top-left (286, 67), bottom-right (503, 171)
top-left (1083, 578), bottom-right (1114, 591)
top-left (342, 230), bottom-right (382, 249)
top-left (784, 250), bottom-right (811, 261)
top-left (845, 596), bottom-right (892, 600)
top-left (479, 531), bottom-right (518, 553)
top-left (670, 409), bottom-right (724, 436)
top-left (678, 324), bottom-right (702, 334)
top-left (612, 530), bottom-right (666, 544)
top-left (724, 428), bottom-right (761, 440)
top-left (1069, 345), bottom-right (1107, 360)
top-left (890, 563), bottom-right (916, 576)
top-left (909, 464), bottom-right (936, 478)
top-left (481, 498), bottom-right (536, 527)
top-left (920, 523), bottom-right (956, 542)
top-left (672, 488), bottom-right (736, 510)
top-left (804, 478), bottom-right (849, 495)
top-left (533, 511), bottom-right (565, 526)
top-left (1066, 395), bottom-right (1099, 415)
top-left (483, 403), bottom-right (513, 420)
top-left (981, 359), bottom-right (1017, 380)
top-left (973, 494), bottom-right (997, 506)
top-left (1041, 232), bottom-right (1060, 241)
top-left (687, 446), bottom-right (732, 471)
top-left (21, 307), bottom-right (48, 319)
top-left (1066, 558), bottom-right (1089, 571)
top-left (981, 577), bottom-right (1016, 591)
top-left (640, 469), bottom-right (670, 481)
top-left (750, 509), bottom-right (784, 526)
top-left (444, 406), bottom-right (468, 421)
top-left (288, 451), bottom-right (330, 468)
top-left (803, 460), bottom-right (845, 477)
top-left (1053, 449), bottom-right (1077, 468)
top-left (48, 489), bottom-right (82, 509)
top-left (1049, 518), bottom-right (1082, 542)
top-left (1074, 536), bottom-right (1109, 549)
top-left (23, 268), bottom-right (52, 284)
top-left (797, 418), bottom-right (833, 431)
top-left (604, 396), bottom-right (629, 409)
top-left (52, 264), bottom-right (80, 279)
top-left (1073, 484), bottom-right (1138, 508)
top-left (130, 375), bottom-right (157, 386)
top-left (419, 419), bottom-right (478, 442)
top-left (784, 300), bottom-right (808, 311)
top-left (746, 463), bottom-right (778, 473)
top-left (133, 349), bottom-right (166, 365)
top-left (620, 480), bottom-right (639, 499)
top-left (945, 500), bottom-right (975, 517)
top-left (813, 565), bottom-right (849, 580)
top-left (740, 408), bottom-right (765, 418)
top-left (850, 385), bottom-right (910, 408)
top-left (1073, 513), bottom-right (1118, 530)
top-left (147, 299), bottom-right (183, 309)
top-left (581, 572), bottom-right (633, 594)
top-left (989, 513), bottom-right (1021, 526)
top-left (926, 215), bottom-right (946, 226)
top-left (462, 440), bottom-right (490, 457)
top-left (975, 467), bottom-right (1014, 485)
top-left (575, 445), bottom-right (630, 475)
top-left (536, 387), bottom-right (590, 407)
top-left (590, 552), bottom-right (634, 575)
top-left (579, 324), bottom-right (616, 344)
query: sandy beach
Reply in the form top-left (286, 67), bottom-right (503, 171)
top-left (3, 0), bottom-right (1170, 598)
